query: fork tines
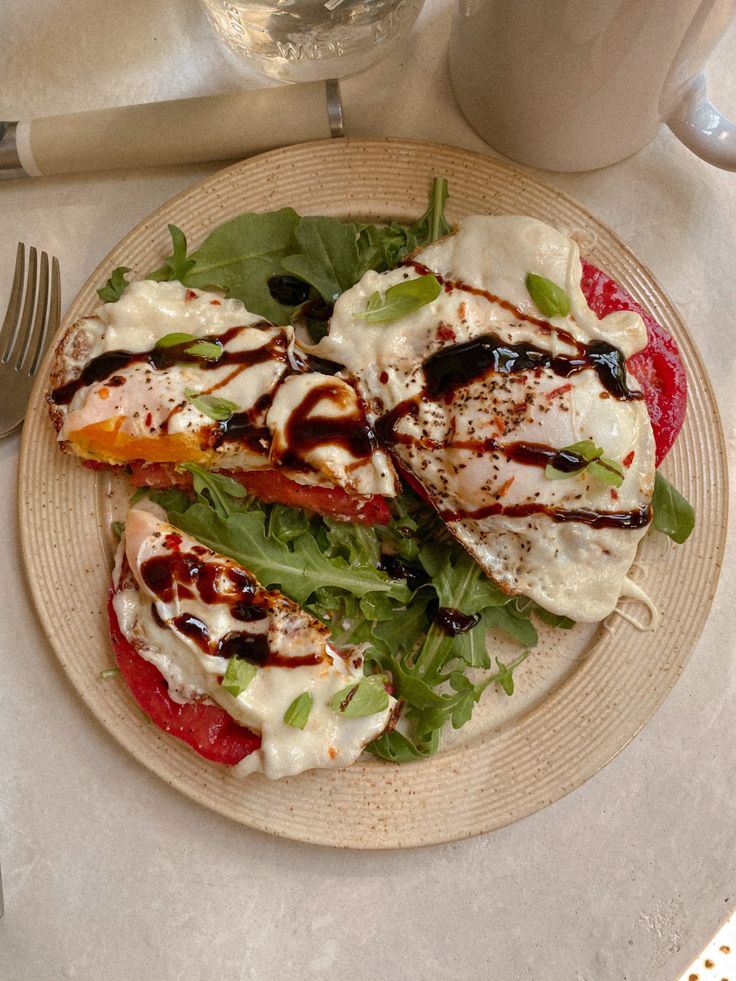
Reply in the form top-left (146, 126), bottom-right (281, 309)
top-left (0, 243), bottom-right (61, 374)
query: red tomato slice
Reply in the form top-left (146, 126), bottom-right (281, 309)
top-left (129, 462), bottom-right (391, 525)
top-left (229, 469), bottom-right (391, 525)
top-left (580, 259), bottom-right (687, 466)
top-left (107, 589), bottom-right (261, 766)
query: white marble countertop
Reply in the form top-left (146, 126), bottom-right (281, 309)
top-left (1, 2), bottom-right (735, 979)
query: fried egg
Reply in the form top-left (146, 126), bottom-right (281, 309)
top-left (314, 215), bottom-right (656, 622)
top-left (114, 506), bottom-right (395, 779)
top-left (47, 280), bottom-right (397, 499)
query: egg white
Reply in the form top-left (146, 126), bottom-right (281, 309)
top-left (314, 215), bottom-right (656, 622)
top-left (114, 506), bottom-right (395, 779)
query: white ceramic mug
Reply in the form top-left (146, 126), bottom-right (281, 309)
top-left (449, 0), bottom-right (736, 172)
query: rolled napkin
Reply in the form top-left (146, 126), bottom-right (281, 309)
top-left (0, 80), bottom-right (342, 179)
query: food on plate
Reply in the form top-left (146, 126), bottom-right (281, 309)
top-left (46, 279), bottom-right (397, 519)
top-left (112, 505), bottom-right (395, 778)
top-left (48, 178), bottom-right (695, 770)
top-left (313, 215), bottom-right (656, 622)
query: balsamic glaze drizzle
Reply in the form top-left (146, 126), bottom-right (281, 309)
top-left (271, 381), bottom-right (377, 473)
top-left (376, 263), bottom-right (648, 530)
top-left (140, 546), bottom-right (324, 668)
top-left (49, 324), bottom-right (287, 406)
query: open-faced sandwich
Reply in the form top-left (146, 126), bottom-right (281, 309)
top-left (46, 180), bottom-right (694, 776)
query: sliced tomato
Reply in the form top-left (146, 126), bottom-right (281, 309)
top-left (107, 589), bottom-right (261, 766)
top-left (129, 461), bottom-right (391, 526)
top-left (129, 461), bottom-right (184, 489)
top-left (580, 259), bottom-right (687, 466)
top-left (230, 469), bottom-right (391, 525)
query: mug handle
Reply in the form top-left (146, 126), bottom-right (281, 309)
top-left (666, 71), bottom-right (736, 171)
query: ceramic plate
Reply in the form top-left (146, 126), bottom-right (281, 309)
top-left (18, 140), bottom-right (728, 849)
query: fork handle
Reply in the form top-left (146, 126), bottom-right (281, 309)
top-left (0, 82), bottom-right (343, 179)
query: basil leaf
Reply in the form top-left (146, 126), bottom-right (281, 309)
top-left (222, 657), bottom-right (257, 696)
top-left (154, 333), bottom-right (222, 362)
top-left (111, 521), bottom-right (125, 541)
top-left (155, 331), bottom-right (198, 349)
top-left (184, 340), bottom-right (222, 361)
top-left (651, 471), bottom-right (695, 544)
top-left (544, 440), bottom-right (623, 486)
top-left (147, 224), bottom-right (196, 283)
top-left (284, 691), bottom-right (313, 729)
top-left (563, 439), bottom-right (601, 461)
top-left (330, 676), bottom-right (389, 718)
top-left (525, 273), bottom-right (571, 318)
top-left (358, 274), bottom-right (441, 324)
top-left (98, 266), bottom-right (131, 303)
top-left (587, 456), bottom-right (624, 487)
top-left (184, 388), bottom-right (239, 421)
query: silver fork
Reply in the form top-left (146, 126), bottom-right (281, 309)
top-left (0, 243), bottom-right (61, 438)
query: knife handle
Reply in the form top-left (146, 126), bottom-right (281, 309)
top-left (1, 81), bottom-right (342, 179)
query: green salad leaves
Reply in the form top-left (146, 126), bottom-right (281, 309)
top-left (651, 471), bottom-right (695, 544)
top-left (137, 471), bottom-right (571, 761)
top-left (97, 177), bottom-right (453, 333)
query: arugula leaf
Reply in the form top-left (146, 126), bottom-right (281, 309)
top-left (167, 503), bottom-right (409, 606)
top-left (98, 266), bottom-right (131, 303)
top-left (525, 272), bottom-right (571, 318)
top-left (148, 225), bottom-right (196, 283)
top-left (355, 222), bottom-right (414, 277)
top-left (330, 676), bottom-right (389, 718)
top-left (493, 657), bottom-right (518, 696)
top-left (407, 176), bottom-right (452, 247)
top-left (651, 471), bottom-right (695, 544)
top-left (177, 463), bottom-right (248, 520)
top-left (267, 503), bottom-right (311, 545)
top-left (282, 216), bottom-right (361, 303)
top-left (367, 728), bottom-right (440, 762)
top-left (139, 486), bottom-right (193, 514)
top-left (184, 388), bottom-right (239, 421)
top-left (419, 543), bottom-right (509, 612)
top-left (358, 274), bottom-right (441, 324)
top-left (182, 208), bottom-right (302, 325)
top-left (111, 520), bottom-right (124, 541)
top-left (222, 657), bottom-right (258, 696)
top-left (284, 691), bottom-right (313, 729)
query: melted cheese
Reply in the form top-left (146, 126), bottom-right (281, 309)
top-left (266, 373), bottom-right (396, 496)
top-left (314, 216), bottom-right (656, 622)
top-left (113, 506), bottom-right (394, 779)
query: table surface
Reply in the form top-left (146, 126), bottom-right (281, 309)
top-left (1, 2), bottom-right (735, 979)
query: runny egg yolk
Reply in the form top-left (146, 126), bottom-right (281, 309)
top-left (67, 417), bottom-right (211, 466)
